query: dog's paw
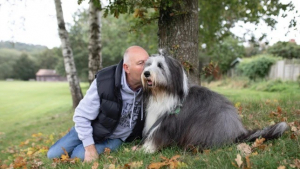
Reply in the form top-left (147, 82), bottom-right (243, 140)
top-left (141, 141), bottom-right (157, 153)
top-left (131, 145), bottom-right (141, 151)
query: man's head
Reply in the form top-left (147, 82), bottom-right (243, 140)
top-left (123, 46), bottom-right (149, 91)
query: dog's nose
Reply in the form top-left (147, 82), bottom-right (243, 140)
top-left (144, 71), bottom-right (150, 77)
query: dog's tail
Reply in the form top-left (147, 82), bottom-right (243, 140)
top-left (236, 122), bottom-right (289, 142)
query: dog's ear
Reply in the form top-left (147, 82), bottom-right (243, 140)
top-left (158, 48), bottom-right (168, 56)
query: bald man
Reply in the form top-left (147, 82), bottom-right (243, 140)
top-left (47, 46), bottom-right (149, 162)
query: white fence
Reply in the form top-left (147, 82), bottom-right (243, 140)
top-left (269, 59), bottom-right (300, 81)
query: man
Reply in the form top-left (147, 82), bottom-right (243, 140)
top-left (47, 46), bottom-right (149, 162)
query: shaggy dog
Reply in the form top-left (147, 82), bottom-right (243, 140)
top-left (140, 51), bottom-right (288, 153)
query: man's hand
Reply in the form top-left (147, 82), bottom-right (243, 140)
top-left (84, 144), bottom-right (99, 163)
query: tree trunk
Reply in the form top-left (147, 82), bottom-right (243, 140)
top-left (158, 0), bottom-right (200, 85)
top-left (54, 0), bottom-right (83, 108)
top-left (88, 3), bottom-right (102, 85)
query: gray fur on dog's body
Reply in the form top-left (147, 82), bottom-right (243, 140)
top-left (141, 52), bottom-right (288, 153)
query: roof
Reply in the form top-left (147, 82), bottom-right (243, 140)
top-left (36, 69), bottom-right (59, 76)
top-left (230, 57), bottom-right (243, 67)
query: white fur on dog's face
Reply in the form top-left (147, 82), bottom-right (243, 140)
top-left (142, 55), bottom-right (171, 88)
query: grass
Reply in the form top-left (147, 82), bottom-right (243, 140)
top-left (0, 80), bottom-right (299, 168)
top-left (0, 81), bottom-right (89, 161)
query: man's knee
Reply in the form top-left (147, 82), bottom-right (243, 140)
top-left (47, 145), bottom-right (64, 159)
top-left (47, 147), bottom-right (58, 159)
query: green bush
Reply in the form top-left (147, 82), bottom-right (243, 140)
top-left (249, 79), bottom-right (300, 92)
top-left (237, 55), bottom-right (278, 81)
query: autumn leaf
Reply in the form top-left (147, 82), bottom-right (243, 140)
top-left (13, 156), bottom-right (27, 168)
top-left (292, 159), bottom-right (300, 169)
top-left (251, 138), bottom-right (266, 149)
top-left (288, 122), bottom-right (300, 139)
top-left (19, 139), bottom-right (30, 147)
top-left (203, 149), bottom-right (210, 155)
top-left (69, 158), bottom-right (80, 164)
top-left (124, 161), bottom-right (143, 169)
top-left (148, 155), bottom-right (181, 169)
top-left (237, 143), bottom-right (252, 156)
top-left (103, 164), bottom-right (116, 169)
top-left (277, 166), bottom-right (286, 169)
top-left (148, 161), bottom-right (167, 169)
top-left (32, 133), bottom-right (43, 138)
top-left (60, 147), bottom-right (69, 161)
top-left (277, 106), bottom-right (282, 114)
top-left (104, 148), bottom-right (111, 155)
top-left (92, 161), bottom-right (99, 169)
top-left (245, 156), bottom-right (251, 169)
top-left (235, 154), bottom-right (243, 168)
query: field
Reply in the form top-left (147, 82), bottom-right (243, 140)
top-left (0, 80), bottom-right (299, 168)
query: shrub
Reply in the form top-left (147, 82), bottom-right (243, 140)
top-left (237, 55), bottom-right (278, 81)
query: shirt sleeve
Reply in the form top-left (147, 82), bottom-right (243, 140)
top-left (73, 79), bottom-right (100, 147)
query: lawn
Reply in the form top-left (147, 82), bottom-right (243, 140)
top-left (0, 80), bottom-right (299, 168)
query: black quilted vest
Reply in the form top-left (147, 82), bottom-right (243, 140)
top-left (91, 60), bottom-right (144, 143)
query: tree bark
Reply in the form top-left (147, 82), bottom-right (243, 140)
top-left (54, 0), bottom-right (83, 108)
top-left (88, 3), bottom-right (102, 85)
top-left (158, 0), bottom-right (200, 85)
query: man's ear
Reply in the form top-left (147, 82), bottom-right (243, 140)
top-left (123, 64), bottom-right (129, 73)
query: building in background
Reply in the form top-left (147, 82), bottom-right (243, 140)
top-left (36, 69), bottom-right (67, 81)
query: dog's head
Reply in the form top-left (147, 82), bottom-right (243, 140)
top-left (141, 50), bottom-right (189, 97)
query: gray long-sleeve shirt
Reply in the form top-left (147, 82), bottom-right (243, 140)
top-left (73, 70), bottom-right (143, 147)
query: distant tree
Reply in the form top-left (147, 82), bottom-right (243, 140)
top-left (210, 37), bottom-right (245, 74)
top-left (35, 48), bottom-right (60, 69)
top-left (0, 49), bottom-right (21, 79)
top-left (0, 41), bottom-right (47, 53)
top-left (267, 41), bottom-right (300, 59)
top-left (13, 53), bottom-right (37, 80)
top-left (101, 13), bottom-right (158, 66)
top-left (68, 9), bottom-right (89, 81)
top-left (54, 0), bottom-right (83, 108)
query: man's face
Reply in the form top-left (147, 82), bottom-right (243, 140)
top-left (123, 50), bottom-right (149, 89)
top-left (128, 54), bottom-right (149, 83)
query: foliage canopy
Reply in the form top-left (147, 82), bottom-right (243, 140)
top-left (80, 0), bottom-right (297, 49)
top-left (267, 41), bottom-right (300, 59)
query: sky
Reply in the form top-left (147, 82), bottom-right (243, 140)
top-left (0, 0), bottom-right (299, 49)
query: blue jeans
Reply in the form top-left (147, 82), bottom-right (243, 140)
top-left (47, 127), bottom-right (123, 161)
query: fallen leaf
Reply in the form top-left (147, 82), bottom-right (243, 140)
top-left (92, 161), bottom-right (99, 169)
top-left (245, 156), bottom-right (251, 169)
top-left (235, 154), bottom-right (243, 168)
top-left (251, 138), bottom-right (265, 149)
top-left (290, 133), bottom-right (297, 140)
top-left (148, 162), bottom-right (167, 169)
top-left (148, 155), bottom-right (181, 169)
top-left (13, 156), bottom-right (27, 168)
top-left (291, 126), bottom-right (297, 132)
top-left (203, 149), bottom-right (210, 155)
top-left (103, 164), bottom-right (115, 169)
top-left (277, 106), bottom-right (282, 114)
top-left (69, 158), bottom-right (80, 164)
top-left (124, 161), bottom-right (143, 169)
top-left (237, 143), bottom-right (251, 156)
top-left (294, 159), bottom-right (300, 168)
top-left (104, 148), bottom-right (111, 155)
top-left (277, 166), bottom-right (286, 169)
